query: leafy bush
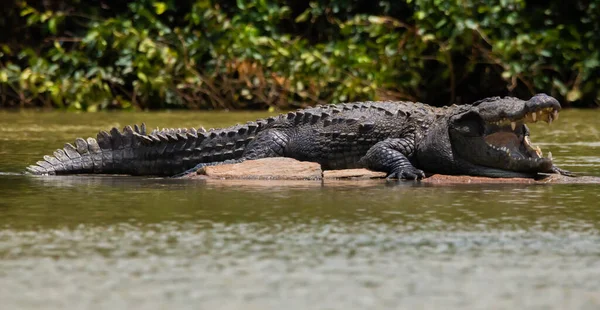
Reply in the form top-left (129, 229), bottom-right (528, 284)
top-left (1, 0), bottom-right (598, 110)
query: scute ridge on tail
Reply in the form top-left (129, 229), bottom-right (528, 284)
top-left (26, 121), bottom-right (261, 176)
top-left (26, 123), bottom-right (155, 175)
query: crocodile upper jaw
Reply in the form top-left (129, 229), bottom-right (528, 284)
top-left (448, 94), bottom-right (561, 176)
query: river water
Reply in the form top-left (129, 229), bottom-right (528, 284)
top-left (0, 110), bottom-right (599, 309)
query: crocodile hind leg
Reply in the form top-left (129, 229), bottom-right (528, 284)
top-left (359, 138), bottom-right (425, 180)
top-left (172, 159), bottom-right (244, 177)
top-left (173, 129), bottom-right (290, 177)
top-left (551, 165), bottom-right (576, 177)
top-left (240, 129), bottom-right (289, 160)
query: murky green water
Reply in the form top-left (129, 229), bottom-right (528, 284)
top-left (1, 110), bottom-right (600, 309)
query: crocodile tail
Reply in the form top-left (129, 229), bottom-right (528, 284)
top-left (25, 120), bottom-right (268, 176)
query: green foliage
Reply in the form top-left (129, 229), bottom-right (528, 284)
top-left (0, 0), bottom-right (598, 110)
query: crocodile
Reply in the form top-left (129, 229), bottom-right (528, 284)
top-left (26, 94), bottom-right (573, 179)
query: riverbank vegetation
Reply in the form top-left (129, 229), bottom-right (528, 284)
top-left (1, 1), bottom-right (598, 111)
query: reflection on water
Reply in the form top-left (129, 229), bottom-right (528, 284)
top-left (1, 110), bottom-right (600, 309)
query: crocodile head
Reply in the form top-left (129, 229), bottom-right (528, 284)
top-left (417, 94), bottom-right (562, 177)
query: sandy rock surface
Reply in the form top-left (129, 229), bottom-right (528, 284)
top-left (323, 169), bottom-right (387, 179)
top-left (421, 174), bottom-right (536, 184)
top-left (196, 157), bottom-right (322, 180)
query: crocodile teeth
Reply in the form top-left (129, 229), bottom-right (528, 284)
top-left (511, 121), bottom-right (516, 131)
top-left (531, 112), bottom-right (536, 122)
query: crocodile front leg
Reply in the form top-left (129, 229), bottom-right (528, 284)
top-left (359, 138), bottom-right (425, 180)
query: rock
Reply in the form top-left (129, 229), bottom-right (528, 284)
top-left (196, 157), bottom-right (322, 180)
top-left (535, 174), bottom-right (600, 184)
top-left (421, 174), bottom-right (536, 184)
top-left (323, 169), bottom-right (386, 179)
top-left (184, 157), bottom-right (600, 185)
top-left (421, 174), bottom-right (600, 184)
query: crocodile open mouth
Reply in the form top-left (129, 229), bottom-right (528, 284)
top-left (483, 107), bottom-right (559, 162)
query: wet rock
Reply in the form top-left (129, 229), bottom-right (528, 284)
top-left (323, 169), bottom-right (386, 180)
top-left (535, 174), bottom-right (600, 184)
top-left (421, 174), bottom-right (537, 184)
top-left (421, 174), bottom-right (597, 184)
top-left (186, 157), bottom-right (598, 185)
top-left (196, 157), bottom-right (322, 180)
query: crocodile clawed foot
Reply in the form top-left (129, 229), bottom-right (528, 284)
top-left (386, 167), bottom-right (426, 181)
top-left (551, 165), bottom-right (576, 177)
